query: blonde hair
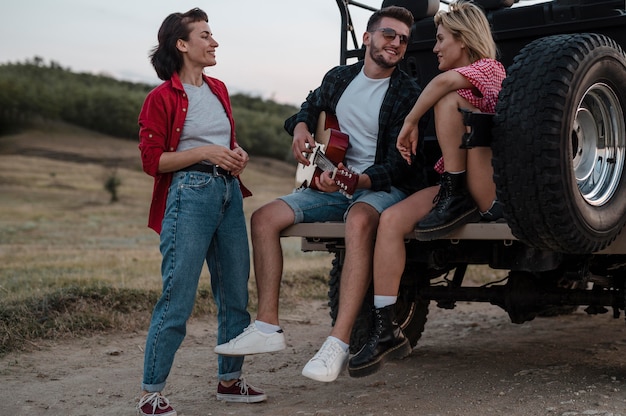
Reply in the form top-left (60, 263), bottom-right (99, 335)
top-left (434, 0), bottom-right (497, 62)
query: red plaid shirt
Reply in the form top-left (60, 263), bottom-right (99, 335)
top-left (454, 58), bottom-right (506, 113)
top-left (435, 58), bottom-right (506, 174)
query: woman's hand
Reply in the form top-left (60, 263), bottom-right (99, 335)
top-left (197, 144), bottom-right (248, 174)
top-left (230, 146), bottom-right (249, 176)
top-left (396, 119), bottom-right (420, 165)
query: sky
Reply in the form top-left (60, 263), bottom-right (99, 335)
top-left (0, 0), bottom-right (380, 106)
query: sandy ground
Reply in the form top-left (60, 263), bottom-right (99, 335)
top-left (2, 299), bottom-right (626, 416)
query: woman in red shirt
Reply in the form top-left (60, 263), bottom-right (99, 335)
top-left (136, 8), bottom-right (263, 416)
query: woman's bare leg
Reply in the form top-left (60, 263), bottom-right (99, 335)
top-left (373, 186), bottom-right (439, 296)
top-left (467, 147), bottom-right (496, 212)
top-left (435, 92), bottom-right (496, 212)
top-left (434, 92), bottom-right (470, 173)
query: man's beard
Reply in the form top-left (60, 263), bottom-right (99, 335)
top-left (369, 45), bottom-right (400, 69)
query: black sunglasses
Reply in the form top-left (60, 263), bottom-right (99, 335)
top-left (370, 27), bottom-right (409, 45)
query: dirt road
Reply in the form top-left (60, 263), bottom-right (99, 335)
top-left (2, 299), bottom-right (626, 415)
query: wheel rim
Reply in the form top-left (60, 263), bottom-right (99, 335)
top-left (572, 82), bottom-right (625, 207)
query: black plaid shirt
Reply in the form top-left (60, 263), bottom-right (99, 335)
top-left (284, 61), bottom-right (429, 195)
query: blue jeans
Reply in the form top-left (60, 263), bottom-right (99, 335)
top-left (279, 186), bottom-right (407, 223)
top-left (142, 171), bottom-right (250, 392)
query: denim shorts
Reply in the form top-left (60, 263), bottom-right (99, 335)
top-left (279, 187), bottom-right (407, 224)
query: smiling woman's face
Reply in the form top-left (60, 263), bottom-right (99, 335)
top-left (433, 24), bottom-right (469, 71)
top-left (180, 20), bottom-right (219, 68)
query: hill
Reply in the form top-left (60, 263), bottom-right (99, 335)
top-left (0, 58), bottom-right (297, 160)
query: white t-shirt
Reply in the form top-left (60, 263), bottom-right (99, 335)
top-left (335, 68), bottom-right (390, 174)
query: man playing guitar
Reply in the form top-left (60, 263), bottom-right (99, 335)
top-left (215, 5), bottom-right (430, 384)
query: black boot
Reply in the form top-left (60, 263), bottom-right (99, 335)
top-left (480, 199), bottom-right (505, 222)
top-left (415, 171), bottom-right (480, 241)
top-left (348, 305), bottom-right (411, 378)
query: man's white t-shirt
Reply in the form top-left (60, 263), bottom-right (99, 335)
top-left (335, 68), bottom-right (390, 174)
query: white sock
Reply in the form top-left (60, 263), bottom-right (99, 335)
top-left (374, 295), bottom-right (397, 309)
top-left (448, 170), bottom-right (466, 174)
top-left (328, 336), bottom-right (349, 352)
top-left (255, 320), bottom-right (281, 334)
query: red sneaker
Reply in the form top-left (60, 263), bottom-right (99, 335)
top-left (216, 378), bottom-right (267, 403)
top-left (137, 392), bottom-right (177, 416)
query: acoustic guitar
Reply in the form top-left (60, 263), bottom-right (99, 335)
top-left (295, 111), bottom-right (359, 198)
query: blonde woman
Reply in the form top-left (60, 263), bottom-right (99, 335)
top-left (400, 0), bottom-right (506, 241)
top-left (349, 0), bottom-right (506, 378)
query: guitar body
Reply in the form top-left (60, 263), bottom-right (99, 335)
top-left (295, 112), bottom-right (349, 190)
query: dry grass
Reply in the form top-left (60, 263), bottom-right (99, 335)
top-left (0, 121), bottom-right (332, 354)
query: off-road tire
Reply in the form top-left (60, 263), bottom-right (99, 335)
top-left (492, 33), bottom-right (626, 253)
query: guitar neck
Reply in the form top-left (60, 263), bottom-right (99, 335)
top-left (313, 150), bottom-right (338, 172)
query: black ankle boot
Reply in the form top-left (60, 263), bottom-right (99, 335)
top-left (480, 199), bottom-right (505, 222)
top-left (348, 305), bottom-right (411, 378)
top-left (415, 171), bottom-right (480, 241)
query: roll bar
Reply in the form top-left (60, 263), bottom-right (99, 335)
top-left (335, 0), bottom-right (377, 64)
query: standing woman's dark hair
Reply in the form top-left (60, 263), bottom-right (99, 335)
top-left (150, 8), bottom-right (208, 80)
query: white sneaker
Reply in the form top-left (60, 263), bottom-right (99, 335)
top-left (214, 323), bottom-right (286, 356)
top-left (301, 337), bottom-right (348, 382)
